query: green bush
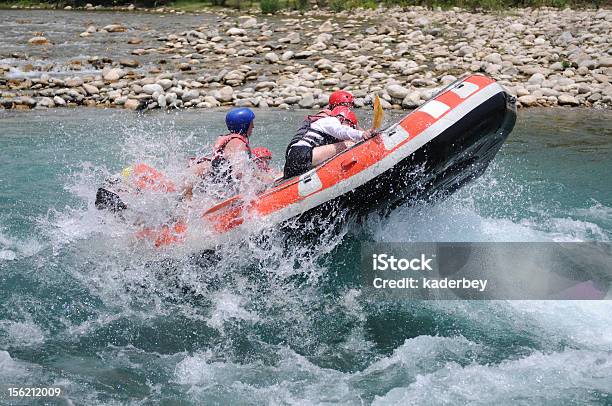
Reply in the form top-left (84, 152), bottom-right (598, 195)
top-left (294, 0), bottom-right (309, 9)
top-left (260, 0), bottom-right (280, 12)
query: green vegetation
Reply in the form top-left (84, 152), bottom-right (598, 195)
top-left (260, 0), bottom-right (281, 12)
top-left (0, 0), bottom-right (605, 12)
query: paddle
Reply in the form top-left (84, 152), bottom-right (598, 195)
top-left (372, 94), bottom-right (384, 130)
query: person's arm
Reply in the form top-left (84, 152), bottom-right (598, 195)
top-left (314, 117), bottom-right (366, 142)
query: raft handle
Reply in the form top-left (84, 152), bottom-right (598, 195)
top-left (341, 158), bottom-right (357, 171)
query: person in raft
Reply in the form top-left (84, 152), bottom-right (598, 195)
top-left (185, 107), bottom-right (272, 198)
top-left (283, 105), bottom-right (378, 179)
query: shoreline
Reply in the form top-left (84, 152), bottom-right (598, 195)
top-left (1, 6), bottom-right (610, 111)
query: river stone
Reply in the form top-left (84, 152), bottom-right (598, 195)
top-left (314, 59), bottom-right (333, 71)
top-left (37, 97), bottom-right (55, 108)
top-left (265, 52), bottom-right (279, 63)
top-left (156, 79), bottom-right (173, 90)
top-left (166, 92), bottom-right (178, 106)
top-left (414, 17), bottom-right (430, 27)
top-left (550, 62), bottom-right (565, 71)
top-left (598, 57), bottom-right (612, 68)
top-left (65, 77), bottom-right (83, 87)
top-left (120, 58), bottom-right (140, 68)
top-left (157, 94), bottom-right (167, 108)
top-left (227, 28), bottom-right (246, 36)
top-left (28, 36), bottom-right (50, 45)
top-left (281, 51), bottom-right (294, 61)
top-left (588, 92), bottom-right (602, 102)
top-left (234, 99), bottom-right (253, 107)
top-left (204, 95), bottom-right (220, 106)
top-left (457, 45), bottom-right (475, 57)
top-left (286, 32), bottom-right (300, 44)
top-left (86, 25), bottom-right (96, 33)
top-left (558, 94), bottom-right (580, 106)
top-left (216, 86), bottom-right (234, 102)
top-left (484, 53), bottom-right (503, 65)
top-left (18, 96), bottom-right (37, 107)
top-left (386, 84), bottom-right (410, 100)
top-left (528, 73), bottom-right (546, 85)
top-left (518, 95), bottom-right (538, 106)
top-left (319, 20), bottom-right (334, 32)
top-left (53, 96), bottom-right (66, 106)
top-left (255, 81), bottom-right (276, 90)
top-left (509, 23), bottom-right (526, 33)
top-left (402, 92), bottom-right (421, 108)
top-left (182, 89), bottom-right (200, 102)
top-left (299, 93), bottom-right (315, 108)
top-left (124, 99), bottom-right (141, 110)
top-left (316, 33), bottom-right (333, 43)
top-left (143, 84), bottom-right (164, 94)
top-left (592, 73), bottom-right (609, 84)
top-left (556, 31), bottom-right (574, 45)
top-left (103, 24), bottom-right (127, 33)
top-left (239, 17), bottom-right (257, 29)
top-left (104, 68), bottom-right (126, 81)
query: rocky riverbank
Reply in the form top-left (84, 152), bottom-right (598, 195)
top-left (0, 6), bottom-right (610, 111)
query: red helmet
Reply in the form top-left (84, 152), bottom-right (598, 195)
top-left (252, 147), bottom-right (272, 170)
top-left (252, 147), bottom-right (272, 160)
top-left (329, 90), bottom-right (354, 109)
top-left (331, 106), bottom-right (358, 128)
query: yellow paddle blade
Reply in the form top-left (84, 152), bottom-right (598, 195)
top-left (121, 165), bottom-right (133, 180)
top-left (372, 95), bottom-right (384, 130)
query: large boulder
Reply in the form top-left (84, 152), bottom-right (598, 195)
top-left (386, 84), bottom-right (410, 100)
top-left (518, 95), bottom-right (538, 106)
top-left (124, 99), bottom-right (141, 110)
top-left (103, 68), bottom-right (126, 81)
top-left (298, 93), bottom-right (315, 108)
top-left (142, 84), bottom-right (163, 94)
top-left (215, 86), bottom-right (234, 103)
top-left (558, 94), bottom-right (580, 106)
top-left (182, 89), bottom-right (200, 102)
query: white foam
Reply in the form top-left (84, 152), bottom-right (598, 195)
top-left (372, 348), bottom-right (612, 405)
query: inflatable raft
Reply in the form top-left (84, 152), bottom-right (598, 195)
top-left (203, 74), bottom-right (516, 234)
top-left (96, 74), bottom-right (516, 245)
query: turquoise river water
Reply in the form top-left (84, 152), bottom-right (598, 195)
top-left (0, 107), bottom-right (611, 404)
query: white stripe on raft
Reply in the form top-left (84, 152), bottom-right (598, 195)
top-left (450, 81), bottom-right (479, 99)
top-left (418, 100), bottom-right (450, 119)
top-left (382, 125), bottom-right (411, 151)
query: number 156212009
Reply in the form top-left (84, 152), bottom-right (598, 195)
top-left (8, 387), bottom-right (62, 397)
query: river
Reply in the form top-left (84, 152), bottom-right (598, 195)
top-left (0, 106), bottom-right (611, 404)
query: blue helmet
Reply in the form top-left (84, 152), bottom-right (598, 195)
top-left (225, 108), bottom-right (255, 135)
